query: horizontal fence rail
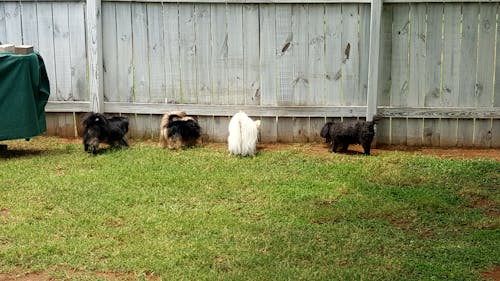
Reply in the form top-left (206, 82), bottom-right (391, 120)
top-left (0, 0), bottom-right (499, 147)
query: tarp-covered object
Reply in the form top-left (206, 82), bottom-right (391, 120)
top-left (0, 52), bottom-right (50, 141)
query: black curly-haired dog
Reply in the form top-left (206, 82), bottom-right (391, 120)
top-left (320, 119), bottom-right (377, 155)
top-left (82, 112), bottom-right (129, 154)
top-left (159, 111), bottom-right (201, 149)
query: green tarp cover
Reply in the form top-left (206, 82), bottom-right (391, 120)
top-left (0, 52), bottom-right (50, 141)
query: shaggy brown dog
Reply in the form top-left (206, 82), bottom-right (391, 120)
top-left (159, 111), bottom-right (201, 149)
top-left (320, 119), bottom-right (377, 155)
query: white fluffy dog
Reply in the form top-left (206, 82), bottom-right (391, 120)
top-left (228, 112), bottom-right (261, 157)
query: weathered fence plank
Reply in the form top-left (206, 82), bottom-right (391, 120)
top-left (260, 4), bottom-right (277, 106)
top-left (196, 3), bottom-right (212, 104)
top-left (242, 4), bottom-right (260, 105)
top-left (37, 2), bottom-right (57, 102)
top-left (308, 4), bottom-right (325, 106)
top-left (325, 4), bottom-right (342, 106)
top-left (389, 4), bottom-right (409, 145)
top-left (103, 2), bottom-right (119, 101)
top-left (20, 3), bottom-right (38, 48)
top-left (342, 4), bottom-right (359, 106)
top-left (148, 3), bottom-right (166, 103)
top-left (68, 2), bottom-right (87, 101)
top-left (179, 3), bottom-right (197, 103)
top-left (163, 3), bottom-right (181, 104)
top-left (276, 4), bottom-right (293, 105)
top-left (211, 3), bottom-right (228, 105)
top-left (227, 4), bottom-right (245, 105)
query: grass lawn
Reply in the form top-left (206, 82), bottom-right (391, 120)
top-left (0, 137), bottom-right (499, 280)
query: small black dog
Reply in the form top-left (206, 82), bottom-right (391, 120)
top-left (320, 119), bottom-right (378, 155)
top-left (160, 111), bottom-right (201, 149)
top-left (82, 112), bottom-right (129, 154)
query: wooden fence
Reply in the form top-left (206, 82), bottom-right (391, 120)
top-left (0, 0), bottom-right (499, 146)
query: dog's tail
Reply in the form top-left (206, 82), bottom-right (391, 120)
top-left (228, 113), bottom-right (243, 155)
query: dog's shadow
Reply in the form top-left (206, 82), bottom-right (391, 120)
top-left (0, 148), bottom-right (67, 159)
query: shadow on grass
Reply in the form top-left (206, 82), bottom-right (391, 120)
top-left (0, 148), bottom-right (66, 159)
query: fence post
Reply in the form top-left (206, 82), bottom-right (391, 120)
top-left (366, 0), bottom-right (383, 121)
top-left (86, 0), bottom-right (104, 113)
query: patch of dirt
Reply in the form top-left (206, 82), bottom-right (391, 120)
top-left (0, 268), bottom-right (159, 281)
top-left (256, 142), bottom-right (500, 160)
top-left (0, 208), bottom-right (9, 217)
top-left (0, 272), bottom-right (48, 281)
top-left (482, 265), bottom-right (500, 281)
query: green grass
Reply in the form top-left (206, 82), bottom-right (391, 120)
top-left (0, 137), bottom-right (499, 280)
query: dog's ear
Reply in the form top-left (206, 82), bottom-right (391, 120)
top-left (254, 120), bottom-right (261, 129)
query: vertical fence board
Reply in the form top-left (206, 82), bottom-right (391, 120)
top-left (359, 4), bottom-right (370, 106)
top-left (163, 3), bottom-right (181, 104)
top-left (115, 3), bottom-right (133, 103)
top-left (476, 3), bottom-right (496, 109)
top-left (291, 4), bottom-right (309, 106)
top-left (147, 3), bottom-right (166, 103)
top-left (227, 4), bottom-right (244, 105)
top-left (441, 4), bottom-right (461, 107)
top-left (457, 119), bottom-right (474, 147)
top-left (474, 3), bottom-right (496, 147)
top-left (196, 115), bottom-right (214, 143)
top-left (424, 4), bottom-right (442, 108)
top-left (5, 2), bottom-right (22, 44)
top-left (52, 3), bottom-right (72, 101)
top-left (440, 4), bottom-right (461, 147)
top-left (0, 3), bottom-right (6, 42)
top-left (325, 4), bottom-right (342, 106)
top-left (310, 117), bottom-right (325, 142)
top-left (103, 2), bottom-right (119, 102)
top-left (211, 4), bottom-right (228, 105)
top-left (213, 116), bottom-right (230, 142)
top-left (377, 5), bottom-right (392, 108)
top-left (423, 4), bottom-right (442, 146)
top-left (243, 4), bottom-right (260, 105)
top-left (179, 4), bottom-right (197, 103)
top-left (390, 4), bottom-right (409, 145)
top-left (342, 4), bottom-right (359, 106)
top-left (308, 4), bottom-right (325, 106)
top-left (407, 3), bottom-right (426, 146)
top-left (459, 3), bottom-right (479, 108)
top-left (196, 4), bottom-right (212, 105)
top-left (132, 3), bottom-right (150, 103)
top-left (293, 117), bottom-right (310, 142)
top-left (21, 3), bottom-right (39, 48)
top-left (68, 2), bottom-right (87, 101)
top-left (492, 120), bottom-right (500, 147)
top-left (277, 117), bottom-right (294, 142)
top-left (37, 3), bottom-right (57, 102)
top-left (260, 4), bottom-right (277, 106)
top-left (276, 4), bottom-right (293, 106)
top-left (458, 3), bottom-right (479, 147)
top-left (261, 117), bottom-right (278, 142)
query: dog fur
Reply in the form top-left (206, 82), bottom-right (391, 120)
top-left (227, 112), bottom-right (261, 157)
top-left (320, 119), bottom-right (377, 155)
top-left (159, 111), bottom-right (201, 149)
top-left (82, 112), bottom-right (129, 154)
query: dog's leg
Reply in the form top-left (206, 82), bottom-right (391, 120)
top-left (331, 141), bottom-right (339, 153)
top-left (119, 136), bottom-right (129, 147)
top-left (362, 143), bottom-right (371, 155)
top-left (341, 143), bottom-right (349, 152)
